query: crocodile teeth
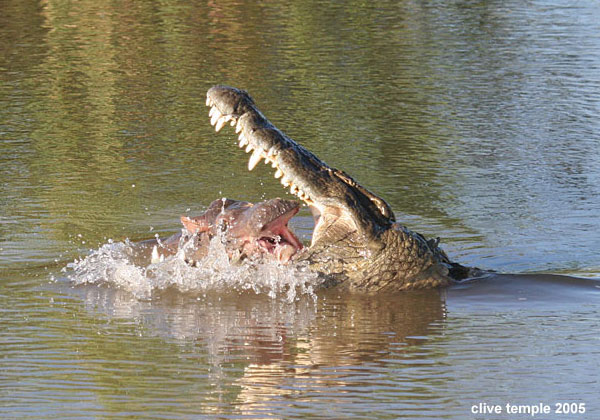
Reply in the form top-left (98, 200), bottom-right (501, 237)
top-left (215, 116), bottom-right (227, 132)
top-left (281, 175), bottom-right (291, 187)
top-left (271, 161), bottom-right (277, 168)
top-left (239, 133), bottom-right (248, 148)
top-left (274, 168), bottom-right (283, 178)
top-left (209, 106), bottom-right (217, 118)
top-left (210, 110), bottom-right (221, 126)
top-left (235, 119), bottom-right (243, 133)
top-left (230, 119), bottom-right (236, 127)
top-left (248, 150), bottom-right (263, 171)
top-left (290, 185), bottom-right (299, 195)
top-left (245, 144), bottom-right (253, 153)
top-left (206, 96), bottom-right (211, 106)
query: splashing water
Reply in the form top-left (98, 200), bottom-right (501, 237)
top-left (64, 236), bottom-right (320, 302)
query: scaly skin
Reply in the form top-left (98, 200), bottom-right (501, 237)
top-left (206, 85), bottom-right (471, 291)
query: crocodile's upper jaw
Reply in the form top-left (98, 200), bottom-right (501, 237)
top-left (206, 85), bottom-right (395, 249)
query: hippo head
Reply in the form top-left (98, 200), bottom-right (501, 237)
top-left (180, 198), bottom-right (303, 264)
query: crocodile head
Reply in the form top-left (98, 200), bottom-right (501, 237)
top-left (206, 86), bottom-right (464, 291)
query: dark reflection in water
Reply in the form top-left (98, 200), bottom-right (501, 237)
top-left (19, 283), bottom-right (450, 418)
top-left (2, 0), bottom-right (600, 418)
top-left (3, 274), bottom-right (597, 418)
top-left (0, 275), bottom-right (444, 415)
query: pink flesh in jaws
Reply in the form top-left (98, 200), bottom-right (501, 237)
top-left (259, 206), bottom-right (303, 263)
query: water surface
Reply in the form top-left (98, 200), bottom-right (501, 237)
top-left (2, 0), bottom-right (600, 418)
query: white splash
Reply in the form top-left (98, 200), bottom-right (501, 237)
top-left (64, 236), bottom-right (320, 302)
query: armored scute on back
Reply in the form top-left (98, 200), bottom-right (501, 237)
top-left (206, 85), bottom-right (472, 291)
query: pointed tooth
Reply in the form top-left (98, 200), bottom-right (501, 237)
top-left (274, 168), bottom-right (283, 178)
top-left (281, 175), bottom-right (291, 187)
top-left (235, 120), bottom-right (243, 133)
top-left (206, 96), bottom-right (211, 106)
top-left (209, 107), bottom-right (216, 118)
top-left (271, 161), bottom-right (277, 168)
top-left (215, 116), bottom-right (227, 132)
top-left (230, 119), bottom-right (236, 127)
top-left (267, 146), bottom-right (276, 157)
top-left (245, 144), bottom-right (253, 153)
top-left (239, 133), bottom-right (249, 147)
top-left (264, 157), bottom-right (271, 165)
top-left (290, 185), bottom-right (299, 194)
top-left (210, 110), bottom-right (222, 126)
top-left (248, 150), bottom-right (263, 171)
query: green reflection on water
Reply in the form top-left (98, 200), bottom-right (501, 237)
top-left (2, 0), bottom-right (468, 267)
top-left (2, 0), bottom-right (599, 272)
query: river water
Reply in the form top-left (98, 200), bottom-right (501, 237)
top-left (1, 1), bottom-right (599, 419)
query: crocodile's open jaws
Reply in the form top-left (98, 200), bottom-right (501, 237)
top-left (206, 85), bottom-right (474, 291)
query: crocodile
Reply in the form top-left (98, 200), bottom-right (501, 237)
top-left (206, 85), bottom-right (474, 291)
